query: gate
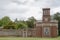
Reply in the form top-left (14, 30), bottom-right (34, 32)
top-left (23, 30), bottom-right (27, 37)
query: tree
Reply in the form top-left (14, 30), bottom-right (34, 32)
top-left (0, 20), bottom-right (2, 26)
top-left (17, 22), bottom-right (28, 29)
top-left (15, 20), bottom-right (28, 29)
top-left (52, 12), bottom-right (60, 36)
top-left (26, 16), bottom-right (36, 28)
top-left (1, 16), bottom-right (12, 26)
top-left (53, 12), bottom-right (60, 21)
top-left (3, 21), bottom-right (16, 29)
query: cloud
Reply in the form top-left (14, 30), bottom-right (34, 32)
top-left (0, 0), bottom-right (60, 21)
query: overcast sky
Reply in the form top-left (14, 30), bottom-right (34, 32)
top-left (0, 0), bottom-right (60, 21)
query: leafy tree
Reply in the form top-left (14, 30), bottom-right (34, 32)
top-left (17, 22), bottom-right (28, 29)
top-left (53, 12), bottom-right (60, 21)
top-left (26, 16), bottom-right (36, 28)
top-left (52, 12), bottom-right (60, 36)
top-left (3, 21), bottom-right (16, 29)
top-left (1, 16), bottom-right (11, 26)
top-left (0, 20), bottom-right (2, 26)
top-left (17, 21), bottom-right (28, 29)
top-left (0, 16), bottom-right (36, 29)
top-left (0, 16), bottom-right (15, 29)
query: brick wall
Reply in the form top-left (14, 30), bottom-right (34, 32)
top-left (51, 26), bottom-right (58, 37)
top-left (35, 27), bottom-right (42, 37)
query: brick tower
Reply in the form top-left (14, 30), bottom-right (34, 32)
top-left (43, 8), bottom-right (50, 22)
top-left (35, 8), bottom-right (58, 37)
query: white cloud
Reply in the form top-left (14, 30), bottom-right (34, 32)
top-left (51, 7), bottom-right (60, 15)
top-left (0, 0), bottom-right (60, 21)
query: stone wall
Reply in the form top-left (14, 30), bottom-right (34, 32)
top-left (0, 29), bottom-right (36, 37)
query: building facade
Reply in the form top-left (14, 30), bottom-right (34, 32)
top-left (0, 8), bottom-right (58, 37)
top-left (35, 8), bottom-right (58, 37)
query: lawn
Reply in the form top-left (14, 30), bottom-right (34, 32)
top-left (0, 37), bottom-right (60, 40)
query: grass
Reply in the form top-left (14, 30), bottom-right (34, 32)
top-left (0, 37), bottom-right (60, 40)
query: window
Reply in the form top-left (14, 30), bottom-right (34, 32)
top-left (43, 10), bottom-right (48, 15)
top-left (43, 10), bottom-right (46, 15)
top-left (44, 27), bottom-right (50, 35)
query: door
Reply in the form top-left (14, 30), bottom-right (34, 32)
top-left (23, 31), bottom-right (27, 37)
